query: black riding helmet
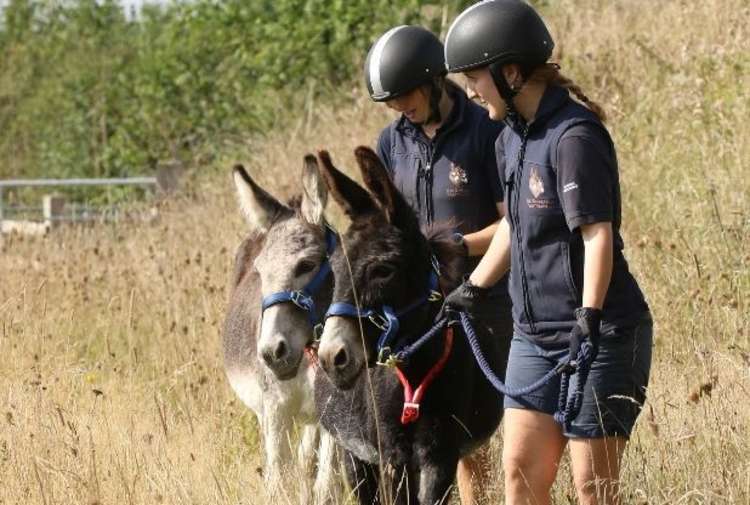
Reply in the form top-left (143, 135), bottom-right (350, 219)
top-left (445, 0), bottom-right (553, 74)
top-left (364, 25), bottom-right (446, 102)
top-left (445, 0), bottom-right (554, 120)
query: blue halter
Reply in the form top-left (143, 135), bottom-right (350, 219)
top-left (325, 259), bottom-right (442, 364)
top-left (261, 226), bottom-right (337, 332)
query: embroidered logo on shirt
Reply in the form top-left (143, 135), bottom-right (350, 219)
top-left (449, 163), bottom-right (468, 186)
top-left (526, 165), bottom-right (560, 210)
top-left (447, 163), bottom-right (469, 197)
top-left (529, 167), bottom-right (545, 198)
top-left (563, 182), bottom-right (578, 193)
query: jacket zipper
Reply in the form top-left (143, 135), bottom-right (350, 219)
top-left (411, 101), bottom-right (460, 227)
top-left (512, 125), bottom-right (537, 333)
top-left (417, 139), bottom-right (437, 226)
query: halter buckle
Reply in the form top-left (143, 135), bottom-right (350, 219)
top-left (312, 323), bottom-right (324, 342)
top-left (368, 313), bottom-right (390, 331)
top-left (289, 291), bottom-right (309, 310)
top-left (376, 346), bottom-right (392, 365)
top-left (383, 353), bottom-right (403, 368)
top-left (376, 347), bottom-right (402, 367)
top-left (428, 290), bottom-right (443, 302)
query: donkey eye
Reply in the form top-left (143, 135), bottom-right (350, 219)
top-left (369, 264), bottom-right (395, 281)
top-left (294, 260), bottom-right (317, 277)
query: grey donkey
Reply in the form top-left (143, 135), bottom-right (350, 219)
top-left (223, 156), bottom-right (341, 503)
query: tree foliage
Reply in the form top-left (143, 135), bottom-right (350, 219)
top-left (0, 0), bottom-right (471, 180)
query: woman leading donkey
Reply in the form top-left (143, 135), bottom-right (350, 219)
top-left (364, 25), bottom-right (513, 504)
top-left (442, 1), bottom-right (653, 504)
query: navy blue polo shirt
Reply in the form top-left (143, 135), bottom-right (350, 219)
top-left (376, 85), bottom-right (504, 234)
top-left (499, 85), bottom-right (648, 342)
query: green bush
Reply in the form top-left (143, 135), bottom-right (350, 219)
top-left (0, 0), bottom-right (471, 183)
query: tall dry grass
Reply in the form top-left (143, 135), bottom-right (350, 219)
top-left (1, 0), bottom-right (748, 503)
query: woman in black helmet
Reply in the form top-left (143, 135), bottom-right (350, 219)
top-left (443, 1), bottom-right (652, 504)
top-left (365, 25), bottom-right (513, 505)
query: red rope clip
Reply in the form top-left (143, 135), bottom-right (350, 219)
top-left (394, 326), bottom-right (454, 425)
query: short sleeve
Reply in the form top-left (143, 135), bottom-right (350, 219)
top-left (556, 124), bottom-right (615, 231)
top-left (376, 128), bottom-right (393, 177)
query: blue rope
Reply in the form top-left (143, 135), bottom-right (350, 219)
top-left (553, 341), bottom-right (595, 426)
top-left (459, 312), bottom-right (559, 397)
top-left (393, 318), bottom-right (448, 362)
top-left (458, 312), bottom-right (594, 427)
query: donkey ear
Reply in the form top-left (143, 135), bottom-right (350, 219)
top-left (300, 155), bottom-right (327, 226)
top-left (316, 150), bottom-right (377, 218)
top-left (232, 164), bottom-right (287, 233)
top-left (354, 146), bottom-right (402, 224)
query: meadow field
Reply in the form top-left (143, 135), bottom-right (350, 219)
top-left (0, 0), bottom-right (748, 503)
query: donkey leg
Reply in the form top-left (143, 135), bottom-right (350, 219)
top-left (297, 424), bottom-right (320, 504)
top-left (343, 451), bottom-right (380, 505)
top-left (261, 404), bottom-right (294, 497)
top-left (416, 455), bottom-right (459, 505)
top-left (313, 431), bottom-right (344, 505)
top-left (384, 463), bottom-right (416, 505)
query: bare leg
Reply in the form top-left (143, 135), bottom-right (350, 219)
top-left (456, 443), bottom-right (492, 504)
top-left (569, 436), bottom-right (627, 505)
top-left (502, 408), bottom-right (567, 505)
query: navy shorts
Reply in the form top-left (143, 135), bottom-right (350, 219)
top-left (503, 313), bottom-right (653, 438)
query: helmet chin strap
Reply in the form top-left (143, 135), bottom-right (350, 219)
top-left (489, 62), bottom-right (523, 127)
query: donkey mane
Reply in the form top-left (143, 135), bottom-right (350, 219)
top-left (423, 223), bottom-right (465, 296)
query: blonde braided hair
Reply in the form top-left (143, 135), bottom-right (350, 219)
top-left (530, 63), bottom-right (607, 122)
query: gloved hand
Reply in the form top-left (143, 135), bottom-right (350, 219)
top-left (567, 307), bottom-right (602, 368)
top-left (440, 278), bottom-right (490, 322)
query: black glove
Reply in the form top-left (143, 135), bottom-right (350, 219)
top-left (566, 307), bottom-right (602, 369)
top-left (441, 278), bottom-right (490, 321)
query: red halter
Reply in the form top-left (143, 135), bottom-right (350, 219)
top-left (394, 326), bottom-right (455, 425)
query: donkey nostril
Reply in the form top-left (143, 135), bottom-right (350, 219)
top-left (333, 348), bottom-right (348, 369)
top-left (273, 341), bottom-right (287, 361)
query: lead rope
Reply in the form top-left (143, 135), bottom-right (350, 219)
top-left (380, 311), bottom-right (594, 427)
top-left (458, 312), bottom-right (594, 428)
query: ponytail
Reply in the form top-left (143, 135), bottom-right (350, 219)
top-left (530, 64), bottom-right (607, 122)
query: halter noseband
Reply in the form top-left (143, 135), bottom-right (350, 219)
top-left (260, 226), bottom-right (337, 336)
top-left (324, 257), bottom-right (442, 365)
top-left (325, 256), bottom-right (449, 425)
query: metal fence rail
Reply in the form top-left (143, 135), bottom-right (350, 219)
top-left (0, 177), bottom-right (157, 188)
top-left (0, 176), bottom-right (159, 225)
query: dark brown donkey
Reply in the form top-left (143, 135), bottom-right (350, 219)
top-left (312, 147), bottom-right (506, 504)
